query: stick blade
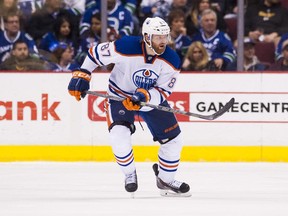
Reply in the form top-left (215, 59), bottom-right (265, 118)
top-left (209, 97), bottom-right (235, 120)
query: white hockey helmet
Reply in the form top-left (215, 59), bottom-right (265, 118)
top-left (142, 17), bottom-right (170, 55)
top-left (142, 17), bottom-right (170, 37)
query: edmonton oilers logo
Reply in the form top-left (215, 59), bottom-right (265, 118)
top-left (132, 69), bottom-right (158, 89)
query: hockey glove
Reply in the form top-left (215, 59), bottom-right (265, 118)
top-left (68, 69), bottom-right (91, 101)
top-left (122, 88), bottom-right (150, 111)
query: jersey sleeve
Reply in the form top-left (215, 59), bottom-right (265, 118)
top-left (80, 41), bottom-right (120, 72)
top-left (220, 33), bottom-right (236, 64)
top-left (118, 10), bottom-right (134, 36)
top-left (124, 0), bottom-right (137, 14)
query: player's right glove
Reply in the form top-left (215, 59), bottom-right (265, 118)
top-left (68, 69), bottom-right (91, 101)
top-left (122, 88), bottom-right (150, 111)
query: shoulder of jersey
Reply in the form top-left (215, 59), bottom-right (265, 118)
top-left (159, 46), bottom-right (181, 70)
top-left (114, 36), bottom-right (143, 55)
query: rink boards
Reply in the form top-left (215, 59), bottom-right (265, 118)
top-left (0, 72), bottom-right (288, 162)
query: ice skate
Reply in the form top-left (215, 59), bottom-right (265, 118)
top-left (125, 171), bottom-right (138, 197)
top-left (152, 163), bottom-right (191, 197)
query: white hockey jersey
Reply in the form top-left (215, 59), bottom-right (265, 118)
top-left (81, 36), bottom-right (181, 107)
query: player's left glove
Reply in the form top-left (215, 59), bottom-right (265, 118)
top-left (68, 69), bottom-right (91, 101)
top-left (122, 88), bottom-right (150, 111)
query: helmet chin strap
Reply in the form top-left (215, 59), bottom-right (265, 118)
top-left (144, 36), bottom-right (165, 56)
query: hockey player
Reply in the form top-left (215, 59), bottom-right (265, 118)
top-left (68, 17), bottom-right (191, 197)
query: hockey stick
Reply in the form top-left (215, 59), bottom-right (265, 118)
top-left (85, 91), bottom-right (235, 120)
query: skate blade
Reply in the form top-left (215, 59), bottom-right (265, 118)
top-left (129, 192), bottom-right (135, 199)
top-left (160, 190), bottom-right (192, 197)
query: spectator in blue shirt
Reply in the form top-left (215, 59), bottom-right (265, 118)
top-left (191, 9), bottom-right (235, 70)
top-left (0, 13), bottom-right (38, 63)
top-left (38, 14), bottom-right (78, 54)
top-left (269, 40), bottom-right (288, 71)
top-left (75, 12), bottom-right (119, 65)
top-left (275, 32), bottom-right (288, 61)
top-left (49, 43), bottom-right (79, 72)
top-left (80, 0), bottom-right (133, 37)
top-left (185, 0), bottom-right (227, 37)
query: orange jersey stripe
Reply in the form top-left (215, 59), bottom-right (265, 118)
top-left (116, 153), bottom-right (134, 164)
top-left (155, 87), bottom-right (169, 100)
top-left (104, 99), bottom-right (112, 128)
top-left (159, 160), bottom-right (179, 168)
top-left (89, 47), bottom-right (95, 59)
top-left (109, 85), bottom-right (131, 98)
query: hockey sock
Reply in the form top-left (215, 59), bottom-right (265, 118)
top-left (109, 125), bottom-right (136, 175)
top-left (157, 134), bottom-right (183, 183)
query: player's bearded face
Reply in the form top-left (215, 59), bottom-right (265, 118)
top-left (151, 34), bottom-right (170, 54)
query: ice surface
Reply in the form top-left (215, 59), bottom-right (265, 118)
top-left (0, 162), bottom-right (288, 216)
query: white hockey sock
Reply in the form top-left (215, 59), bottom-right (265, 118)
top-left (109, 125), bottom-right (136, 175)
top-left (158, 134), bottom-right (183, 183)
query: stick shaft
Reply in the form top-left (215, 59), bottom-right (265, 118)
top-left (85, 91), bottom-right (234, 120)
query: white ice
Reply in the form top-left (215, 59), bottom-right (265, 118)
top-left (0, 162), bottom-right (288, 216)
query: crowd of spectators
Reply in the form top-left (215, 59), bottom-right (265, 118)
top-left (1, 0), bottom-right (288, 71)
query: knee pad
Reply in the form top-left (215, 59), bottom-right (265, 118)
top-left (109, 124), bottom-right (134, 151)
top-left (159, 134), bottom-right (183, 158)
top-left (109, 121), bottom-right (136, 134)
top-left (156, 135), bottom-right (177, 144)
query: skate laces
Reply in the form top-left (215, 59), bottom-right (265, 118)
top-left (125, 172), bottom-right (137, 184)
top-left (168, 180), bottom-right (183, 189)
